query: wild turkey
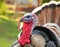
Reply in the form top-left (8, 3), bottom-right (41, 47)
top-left (32, 1), bottom-right (60, 47)
top-left (11, 1), bottom-right (60, 47)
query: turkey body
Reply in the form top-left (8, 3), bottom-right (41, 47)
top-left (11, 26), bottom-right (56, 47)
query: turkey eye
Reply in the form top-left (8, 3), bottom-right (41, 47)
top-left (27, 16), bottom-right (30, 18)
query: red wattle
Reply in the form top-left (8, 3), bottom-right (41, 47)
top-left (18, 21), bottom-right (33, 46)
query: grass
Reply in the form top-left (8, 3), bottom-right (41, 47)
top-left (0, 16), bottom-right (19, 47)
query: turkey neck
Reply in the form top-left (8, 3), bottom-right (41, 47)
top-left (18, 21), bottom-right (33, 46)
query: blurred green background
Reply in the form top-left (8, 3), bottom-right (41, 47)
top-left (0, 0), bottom-right (60, 47)
top-left (0, 0), bottom-right (19, 47)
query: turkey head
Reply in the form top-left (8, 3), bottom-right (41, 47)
top-left (18, 13), bottom-right (38, 46)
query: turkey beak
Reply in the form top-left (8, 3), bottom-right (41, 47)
top-left (18, 17), bottom-right (24, 31)
top-left (19, 17), bottom-right (24, 22)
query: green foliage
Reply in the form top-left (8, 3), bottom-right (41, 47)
top-left (42, 0), bottom-right (60, 3)
top-left (0, 2), bottom-right (7, 15)
top-left (0, 0), bottom-right (3, 2)
top-left (7, 13), bottom-right (14, 16)
top-left (42, 0), bottom-right (51, 3)
top-left (0, 18), bottom-right (18, 47)
top-left (0, 0), bottom-right (4, 7)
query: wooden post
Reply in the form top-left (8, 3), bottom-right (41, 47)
top-left (37, 0), bottom-right (42, 6)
